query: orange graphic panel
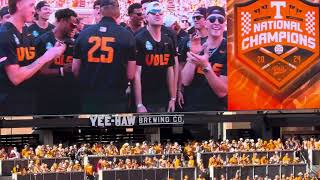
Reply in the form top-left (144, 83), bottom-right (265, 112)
top-left (228, 0), bottom-right (320, 110)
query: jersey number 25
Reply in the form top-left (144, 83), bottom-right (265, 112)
top-left (88, 36), bottom-right (115, 63)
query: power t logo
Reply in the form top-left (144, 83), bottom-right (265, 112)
top-left (235, 0), bottom-right (319, 96)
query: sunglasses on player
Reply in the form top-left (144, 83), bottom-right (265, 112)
top-left (192, 15), bottom-right (204, 21)
top-left (134, 12), bottom-right (143, 16)
top-left (148, 9), bottom-right (163, 15)
top-left (207, 16), bottom-right (225, 24)
top-left (181, 20), bottom-right (188, 23)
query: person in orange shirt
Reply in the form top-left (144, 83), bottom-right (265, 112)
top-left (84, 161), bottom-right (94, 180)
top-left (251, 153), bottom-right (260, 165)
top-left (73, 160), bottom-right (82, 171)
top-left (209, 155), bottom-right (217, 167)
top-left (174, 156), bottom-right (181, 168)
top-left (260, 156), bottom-right (268, 165)
top-left (120, 143), bottom-right (130, 155)
top-left (216, 154), bottom-right (224, 166)
top-left (133, 143), bottom-right (142, 154)
top-left (275, 138), bottom-right (284, 150)
top-left (50, 163), bottom-right (58, 172)
top-left (188, 156), bottom-right (195, 167)
top-left (154, 143), bottom-right (163, 154)
top-left (228, 154), bottom-right (238, 165)
top-left (267, 140), bottom-right (276, 151)
top-left (21, 145), bottom-right (30, 159)
top-left (240, 154), bottom-right (250, 165)
top-left (282, 153), bottom-right (291, 164)
top-left (184, 143), bottom-right (193, 157)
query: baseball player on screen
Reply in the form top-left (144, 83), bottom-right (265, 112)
top-left (0, 0), bottom-right (66, 115)
top-left (72, 0), bottom-right (136, 114)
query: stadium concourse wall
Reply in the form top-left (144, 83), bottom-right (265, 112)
top-left (2, 110), bottom-right (320, 146)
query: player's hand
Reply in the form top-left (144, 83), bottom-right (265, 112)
top-left (188, 50), bottom-right (210, 68)
top-left (167, 99), bottom-right (175, 112)
top-left (43, 43), bottom-right (66, 62)
top-left (53, 41), bottom-right (67, 57)
top-left (190, 33), bottom-right (202, 54)
top-left (63, 63), bottom-right (72, 73)
top-left (137, 105), bottom-right (147, 113)
top-left (177, 91), bottom-right (184, 108)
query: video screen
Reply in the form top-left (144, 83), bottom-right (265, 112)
top-left (0, 0), bottom-right (319, 115)
top-left (0, 0), bottom-right (229, 115)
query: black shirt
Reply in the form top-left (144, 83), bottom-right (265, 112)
top-left (184, 38), bottom-right (227, 111)
top-left (178, 35), bottom-right (207, 63)
top-left (24, 23), bottom-right (54, 42)
top-left (177, 29), bottom-right (188, 47)
top-left (34, 31), bottom-right (75, 83)
top-left (34, 31), bottom-right (79, 114)
top-left (0, 22), bottom-right (37, 103)
top-left (74, 17), bottom-right (136, 98)
top-left (135, 26), bottom-right (178, 52)
top-left (135, 28), bottom-right (176, 105)
top-left (35, 31), bottom-right (74, 69)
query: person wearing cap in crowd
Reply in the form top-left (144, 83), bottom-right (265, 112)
top-left (181, 6), bottom-right (227, 111)
top-left (0, 0), bottom-right (66, 115)
top-left (73, 0), bottom-right (136, 114)
top-left (34, 8), bottom-right (79, 115)
top-left (164, 14), bottom-right (188, 48)
top-left (24, 1), bottom-right (54, 42)
top-left (134, 1), bottom-right (176, 112)
top-left (0, 6), bottom-right (10, 27)
top-left (126, 3), bottom-right (144, 34)
top-left (180, 15), bottom-right (190, 31)
top-left (177, 7), bottom-right (208, 110)
top-left (140, 0), bottom-right (180, 96)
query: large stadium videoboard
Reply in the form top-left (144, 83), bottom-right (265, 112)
top-left (0, 0), bottom-right (319, 116)
top-left (228, 0), bottom-right (320, 110)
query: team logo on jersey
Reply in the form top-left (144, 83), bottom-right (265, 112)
top-left (187, 40), bottom-right (191, 48)
top-left (13, 34), bottom-right (20, 45)
top-left (235, 0), bottom-right (319, 96)
top-left (32, 30), bottom-right (39, 37)
top-left (145, 41), bottom-right (153, 50)
top-left (0, 57), bottom-right (7, 63)
top-left (46, 42), bottom-right (53, 50)
top-left (99, 27), bottom-right (107, 32)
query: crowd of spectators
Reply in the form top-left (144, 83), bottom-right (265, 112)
top-left (183, 138), bottom-right (303, 155)
top-left (0, 138), bottom-right (317, 178)
top-left (11, 159), bottom-right (83, 175)
top-left (213, 172), bottom-right (317, 180)
top-left (207, 152), bottom-right (304, 167)
top-left (0, 141), bottom-right (184, 160)
top-left (0, 138), bottom-right (311, 161)
top-left (95, 155), bottom-right (195, 171)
